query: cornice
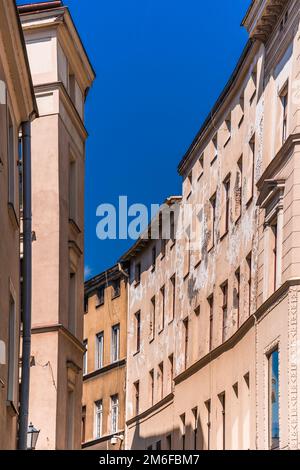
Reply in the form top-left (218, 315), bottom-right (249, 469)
top-left (242, 0), bottom-right (288, 43)
top-left (126, 393), bottom-right (174, 427)
top-left (31, 323), bottom-right (85, 353)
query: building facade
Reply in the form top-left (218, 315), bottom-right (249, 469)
top-left (18, 1), bottom-right (95, 450)
top-left (0, 0), bottom-right (37, 450)
top-left (124, 0), bottom-right (300, 451)
top-left (82, 266), bottom-right (128, 450)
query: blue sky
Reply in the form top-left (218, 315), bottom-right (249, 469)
top-left (18, 0), bottom-right (250, 279)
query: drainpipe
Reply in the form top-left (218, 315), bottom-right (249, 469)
top-left (18, 121), bottom-right (32, 450)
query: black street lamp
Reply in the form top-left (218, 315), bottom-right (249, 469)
top-left (27, 423), bottom-right (40, 450)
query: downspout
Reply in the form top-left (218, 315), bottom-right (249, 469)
top-left (18, 121), bottom-right (32, 450)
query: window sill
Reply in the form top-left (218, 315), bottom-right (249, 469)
top-left (6, 400), bottom-right (18, 417)
top-left (210, 155), bottom-right (218, 166)
top-left (220, 230), bottom-right (228, 242)
top-left (194, 259), bottom-right (202, 269)
top-left (186, 191), bottom-right (192, 201)
top-left (170, 241), bottom-right (176, 250)
top-left (111, 292), bottom-right (121, 301)
top-left (95, 302), bottom-right (104, 309)
top-left (133, 350), bottom-right (140, 358)
top-left (158, 328), bottom-right (164, 335)
top-left (149, 338), bottom-right (155, 345)
top-left (197, 172), bottom-right (204, 182)
top-left (246, 197), bottom-right (253, 209)
top-left (238, 115), bottom-right (244, 128)
top-left (223, 136), bottom-right (231, 148)
top-left (183, 272), bottom-right (190, 281)
top-left (168, 318), bottom-right (174, 326)
top-left (235, 215), bottom-right (241, 225)
top-left (134, 282), bottom-right (141, 288)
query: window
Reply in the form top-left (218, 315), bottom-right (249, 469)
top-left (135, 262), bottom-right (141, 285)
top-left (235, 156), bottom-right (243, 220)
top-left (84, 296), bottom-right (88, 314)
top-left (224, 115), bottom-right (231, 147)
top-left (159, 212), bottom-right (166, 258)
top-left (166, 434), bottom-right (172, 450)
top-left (280, 83), bottom-right (288, 144)
top-left (170, 275), bottom-right (176, 322)
top-left (235, 269), bottom-right (241, 328)
top-left (83, 339), bottom-right (88, 375)
top-left (149, 369), bottom-right (154, 406)
top-left (160, 286), bottom-right (165, 331)
top-left (7, 296), bottom-right (17, 403)
top-left (68, 71), bottom-right (76, 103)
top-left (180, 414), bottom-right (186, 450)
top-left (68, 271), bottom-right (77, 335)
top-left (238, 94), bottom-right (245, 128)
top-left (69, 156), bottom-right (77, 223)
top-left (95, 332), bottom-right (104, 370)
top-left (269, 349), bottom-right (279, 450)
top-left (156, 441), bottom-right (162, 451)
top-left (134, 381), bottom-right (140, 416)
top-left (212, 134), bottom-right (218, 163)
top-left (152, 245), bottom-right (157, 271)
top-left (192, 407), bottom-right (198, 450)
top-left (247, 253), bottom-right (252, 316)
top-left (158, 362), bottom-right (164, 400)
top-left (112, 278), bottom-right (121, 299)
top-left (205, 400), bottom-right (211, 451)
top-left (222, 176), bottom-right (230, 236)
top-left (197, 153), bottom-right (204, 181)
top-left (170, 211), bottom-right (176, 245)
top-left (209, 193), bottom-right (217, 249)
top-left (184, 227), bottom-right (191, 278)
top-left (81, 406), bottom-right (86, 443)
top-left (96, 286), bottom-right (105, 307)
top-left (135, 311), bottom-right (141, 353)
top-left (8, 110), bottom-right (16, 210)
top-left (250, 68), bottom-right (257, 105)
top-left (186, 172), bottom-right (193, 199)
top-left (111, 395), bottom-right (119, 434)
top-left (168, 354), bottom-right (174, 393)
top-left (150, 296), bottom-right (156, 341)
top-left (246, 134), bottom-right (255, 204)
top-left (208, 295), bottom-right (214, 351)
top-left (221, 282), bottom-right (228, 343)
top-left (219, 393), bottom-right (226, 450)
top-left (111, 324), bottom-right (120, 363)
top-left (183, 318), bottom-right (189, 369)
top-left (94, 400), bottom-right (103, 439)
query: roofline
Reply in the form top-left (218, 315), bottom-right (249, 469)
top-left (241, 0), bottom-right (256, 26)
top-left (119, 195), bottom-right (182, 263)
top-left (11, 0), bottom-right (38, 120)
top-left (177, 39), bottom-right (254, 176)
top-left (84, 264), bottom-right (124, 294)
top-left (18, 1), bottom-right (96, 83)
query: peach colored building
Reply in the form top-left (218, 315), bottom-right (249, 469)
top-left (124, 0), bottom-right (300, 451)
top-left (0, 0), bottom-right (37, 450)
top-left (18, 1), bottom-right (95, 450)
top-left (82, 266), bottom-right (128, 450)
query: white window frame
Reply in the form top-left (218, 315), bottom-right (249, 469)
top-left (111, 324), bottom-right (120, 363)
top-left (95, 331), bottom-right (104, 370)
top-left (110, 395), bottom-right (119, 434)
top-left (94, 400), bottom-right (103, 440)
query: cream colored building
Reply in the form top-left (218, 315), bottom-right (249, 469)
top-left (0, 0), bottom-right (37, 450)
top-left (82, 266), bottom-right (128, 450)
top-left (124, 0), bottom-right (300, 451)
top-left (18, 1), bottom-right (95, 450)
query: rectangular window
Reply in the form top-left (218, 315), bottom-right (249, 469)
top-left (205, 399), bottom-right (211, 451)
top-left (269, 349), bottom-right (279, 450)
top-left (160, 286), bottom-right (165, 331)
top-left (170, 211), bottom-right (176, 244)
top-left (168, 354), bottom-right (174, 393)
top-left (170, 275), bottom-right (176, 322)
top-left (224, 115), bottom-right (231, 147)
top-left (69, 157), bottom-right (77, 223)
top-left (81, 406), bottom-right (86, 443)
top-left (135, 262), bottom-right (141, 285)
top-left (246, 134), bottom-right (255, 204)
top-left (222, 176), bottom-right (231, 235)
top-left (111, 324), bottom-right (120, 363)
top-left (183, 318), bottom-right (189, 369)
top-left (247, 252), bottom-right (252, 316)
top-left (156, 441), bottom-right (162, 451)
top-left (135, 311), bottom-right (141, 353)
top-left (149, 369), bottom-right (154, 406)
top-left (68, 271), bottom-right (77, 335)
top-left (212, 135), bottom-right (218, 163)
top-left (150, 296), bottom-right (156, 341)
top-left (235, 156), bottom-right (243, 220)
top-left (158, 362), bottom-right (164, 401)
top-left (192, 407), bottom-right (198, 450)
top-left (219, 393), bottom-right (226, 450)
top-left (166, 434), bottom-right (172, 450)
top-left (7, 296), bottom-right (17, 403)
top-left (209, 193), bottom-right (217, 249)
top-left (221, 282), bottom-right (228, 343)
top-left (95, 332), bottom-right (104, 370)
top-left (208, 295), bottom-right (214, 352)
top-left (181, 414), bottom-right (186, 450)
top-left (235, 269), bottom-right (241, 328)
top-left (8, 111), bottom-right (16, 209)
top-left (111, 395), bottom-right (119, 434)
top-left (186, 172), bottom-right (193, 199)
top-left (134, 381), bottom-right (140, 416)
top-left (112, 279), bottom-right (121, 299)
top-left (280, 83), bottom-right (288, 144)
top-left (83, 339), bottom-right (88, 375)
top-left (96, 286), bottom-right (105, 307)
top-left (249, 68), bottom-right (257, 105)
top-left (197, 153), bottom-right (204, 181)
top-left (238, 94), bottom-right (245, 127)
top-left (94, 400), bottom-right (103, 439)
top-left (152, 245), bottom-right (157, 271)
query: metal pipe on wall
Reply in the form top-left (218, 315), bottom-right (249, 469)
top-left (18, 121), bottom-right (32, 451)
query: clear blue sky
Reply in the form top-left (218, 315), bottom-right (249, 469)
top-left (18, 0), bottom-right (250, 279)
